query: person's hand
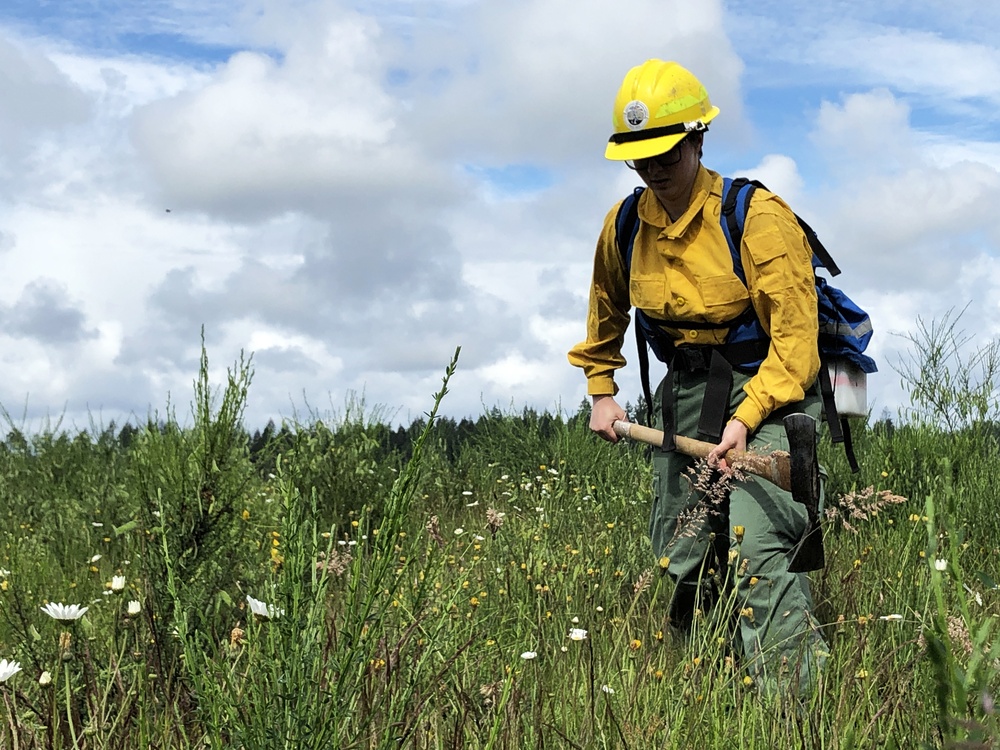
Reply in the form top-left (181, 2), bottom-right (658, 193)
top-left (708, 419), bottom-right (749, 470)
top-left (590, 395), bottom-right (627, 443)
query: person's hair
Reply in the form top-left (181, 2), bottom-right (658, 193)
top-left (690, 130), bottom-right (706, 159)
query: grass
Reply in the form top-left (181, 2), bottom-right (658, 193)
top-left (0, 335), bottom-right (999, 748)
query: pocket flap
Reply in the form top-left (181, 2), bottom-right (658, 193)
top-left (630, 276), bottom-right (668, 309)
top-left (701, 275), bottom-right (747, 309)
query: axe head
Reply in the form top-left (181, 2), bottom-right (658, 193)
top-left (783, 413), bottom-right (825, 573)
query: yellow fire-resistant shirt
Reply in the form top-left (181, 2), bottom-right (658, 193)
top-left (567, 166), bottom-right (820, 433)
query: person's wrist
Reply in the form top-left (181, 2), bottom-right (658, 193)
top-left (729, 416), bottom-right (750, 432)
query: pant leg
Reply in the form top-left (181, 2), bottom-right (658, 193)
top-left (728, 383), bottom-right (828, 695)
top-left (649, 369), bottom-right (728, 629)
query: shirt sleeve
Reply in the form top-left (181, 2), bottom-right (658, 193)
top-left (567, 203), bottom-right (631, 396)
top-left (730, 191), bottom-right (820, 432)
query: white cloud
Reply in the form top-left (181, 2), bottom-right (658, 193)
top-left (813, 89), bottom-right (913, 172)
top-left (736, 154), bottom-right (804, 205)
top-left (130, 13), bottom-right (439, 219)
top-left (0, 34), bottom-right (90, 139)
top-left (813, 28), bottom-right (1000, 104)
top-left (805, 88), bottom-right (1000, 288)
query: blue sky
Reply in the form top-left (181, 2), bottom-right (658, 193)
top-left (0, 0), bottom-right (996, 429)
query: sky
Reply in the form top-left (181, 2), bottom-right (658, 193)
top-left (0, 0), bottom-right (997, 432)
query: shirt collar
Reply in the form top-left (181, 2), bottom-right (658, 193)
top-left (637, 166), bottom-right (720, 237)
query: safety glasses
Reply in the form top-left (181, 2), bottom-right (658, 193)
top-left (625, 141), bottom-right (686, 171)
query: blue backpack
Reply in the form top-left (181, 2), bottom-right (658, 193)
top-left (615, 177), bottom-right (876, 471)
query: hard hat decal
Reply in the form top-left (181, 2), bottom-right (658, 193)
top-left (623, 100), bottom-right (649, 131)
top-left (655, 90), bottom-right (709, 118)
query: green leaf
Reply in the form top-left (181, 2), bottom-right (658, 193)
top-left (113, 520), bottom-right (139, 537)
top-left (975, 571), bottom-right (999, 591)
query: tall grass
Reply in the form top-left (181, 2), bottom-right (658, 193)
top-left (0, 324), bottom-right (998, 747)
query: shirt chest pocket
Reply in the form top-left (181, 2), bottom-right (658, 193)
top-left (701, 274), bottom-right (748, 311)
top-left (629, 275), bottom-right (669, 313)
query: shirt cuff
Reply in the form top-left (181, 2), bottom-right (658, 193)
top-left (586, 376), bottom-right (619, 397)
top-left (732, 402), bottom-right (763, 434)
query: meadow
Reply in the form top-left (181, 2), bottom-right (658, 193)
top-left (1, 316), bottom-right (1000, 749)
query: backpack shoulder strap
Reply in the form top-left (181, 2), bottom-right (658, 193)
top-left (613, 187), bottom-right (656, 425)
top-left (615, 186), bottom-right (645, 268)
top-left (720, 177), bottom-right (757, 283)
top-left (797, 215), bottom-right (841, 277)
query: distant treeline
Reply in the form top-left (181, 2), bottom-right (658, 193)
top-left (0, 397), bottom-right (649, 468)
top-left (0, 396), bottom-right (909, 476)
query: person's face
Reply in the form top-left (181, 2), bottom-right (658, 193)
top-left (629, 135), bottom-right (701, 207)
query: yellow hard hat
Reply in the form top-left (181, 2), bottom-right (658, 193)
top-left (605, 60), bottom-right (719, 161)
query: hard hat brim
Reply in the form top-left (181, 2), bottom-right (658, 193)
top-left (604, 106), bottom-right (719, 161)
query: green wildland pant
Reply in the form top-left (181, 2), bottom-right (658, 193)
top-left (649, 363), bottom-right (828, 695)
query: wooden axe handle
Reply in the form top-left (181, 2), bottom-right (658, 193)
top-left (612, 420), bottom-right (792, 492)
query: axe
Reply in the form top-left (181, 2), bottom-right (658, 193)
top-left (612, 414), bottom-right (824, 572)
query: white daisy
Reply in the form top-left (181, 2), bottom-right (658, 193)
top-left (40, 603), bottom-right (89, 621)
top-left (0, 659), bottom-right (21, 682)
top-left (246, 595), bottom-right (283, 620)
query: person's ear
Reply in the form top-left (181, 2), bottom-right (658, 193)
top-left (693, 132), bottom-right (705, 159)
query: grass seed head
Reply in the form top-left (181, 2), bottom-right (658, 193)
top-left (486, 507), bottom-right (504, 537)
top-left (425, 515), bottom-right (444, 548)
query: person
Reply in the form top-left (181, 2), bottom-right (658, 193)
top-left (568, 59), bottom-right (828, 694)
